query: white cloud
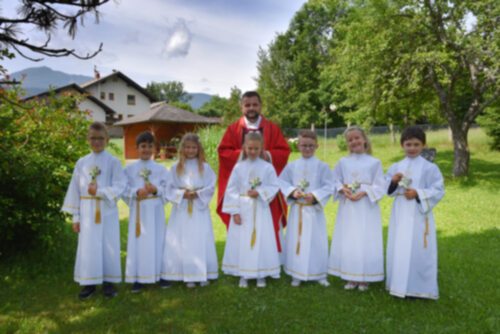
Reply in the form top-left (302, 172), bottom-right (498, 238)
top-left (162, 19), bottom-right (192, 58)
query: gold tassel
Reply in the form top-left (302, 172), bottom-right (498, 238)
top-left (250, 199), bottom-right (257, 249)
top-left (296, 204), bottom-right (303, 255)
top-left (136, 200), bottom-right (141, 237)
top-left (188, 199), bottom-right (193, 217)
top-left (424, 217), bottom-right (429, 248)
top-left (95, 198), bottom-right (101, 224)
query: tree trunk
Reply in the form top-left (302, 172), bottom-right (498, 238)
top-left (450, 123), bottom-right (470, 177)
top-left (389, 123), bottom-right (396, 144)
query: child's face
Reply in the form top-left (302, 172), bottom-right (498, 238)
top-left (298, 137), bottom-right (317, 158)
top-left (87, 129), bottom-right (108, 153)
top-left (244, 139), bottom-right (262, 160)
top-left (402, 138), bottom-right (424, 158)
top-left (346, 130), bottom-right (366, 154)
top-left (137, 142), bottom-right (154, 161)
top-left (183, 141), bottom-right (199, 159)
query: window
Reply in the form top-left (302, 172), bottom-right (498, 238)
top-left (108, 92), bottom-right (114, 101)
top-left (127, 94), bottom-right (136, 105)
top-left (128, 115), bottom-right (134, 118)
top-left (100, 91), bottom-right (105, 100)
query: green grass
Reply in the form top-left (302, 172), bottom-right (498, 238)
top-left (1, 128), bottom-right (499, 333)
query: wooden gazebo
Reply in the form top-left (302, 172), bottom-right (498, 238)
top-left (115, 102), bottom-right (220, 160)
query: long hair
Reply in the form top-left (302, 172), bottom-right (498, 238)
top-left (344, 126), bottom-right (372, 155)
top-left (176, 133), bottom-right (206, 177)
top-left (241, 131), bottom-right (264, 160)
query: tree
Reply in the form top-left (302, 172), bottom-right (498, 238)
top-left (0, 0), bottom-right (109, 61)
top-left (222, 86), bottom-right (242, 126)
top-left (331, 0), bottom-right (499, 176)
top-left (145, 81), bottom-right (191, 103)
top-left (257, 0), bottom-right (345, 128)
top-left (197, 95), bottom-right (228, 117)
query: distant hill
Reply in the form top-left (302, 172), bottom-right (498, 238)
top-left (186, 93), bottom-right (213, 109)
top-left (11, 66), bottom-right (92, 97)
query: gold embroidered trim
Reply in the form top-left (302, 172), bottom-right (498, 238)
top-left (328, 267), bottom-right (384, 277)
top-left (222, 264), bottom-right (280, 273)
top-left (284, 266), bottom-right (327, 278)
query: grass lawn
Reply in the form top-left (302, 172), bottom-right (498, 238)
top-left (0, 128), bottom-right (499, 333)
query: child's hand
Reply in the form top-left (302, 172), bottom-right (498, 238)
top-left (145, 183), bottom-right (157, 195)
top-left (351, 191), bottom-right (367, 201)
top-left (261, 150), bottom-right (271, 162)
top-left (341, 185), bottom-right (352, 198)
top-left (404, 188), bottom-right (418, 200)
top-left (292, 189), bottom-right (304, 199)
top-left (303, 193), bottom-right (315, 204)
top-left (247, 189), bottom-right (259, 198)
top-left (392, 173), bottom-right (403, 184)
top-left (72, 223), bottom-right (80, 233)
top-left (88, 183), bottom-right (97, 196)
top-left (183, 190), bottom-right (197, 199)
top-left (137, 188), bottom-right (148, 199)
top-left (233, 214), bottom-right (242, 225)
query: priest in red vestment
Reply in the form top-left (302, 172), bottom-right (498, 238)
top-left (217, 91), bottom-right (291, 252)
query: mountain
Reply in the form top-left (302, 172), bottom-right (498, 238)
top-left (11, 66), bottom-right (92, 97)
top-left (187, 93), bottom-right (213, 109)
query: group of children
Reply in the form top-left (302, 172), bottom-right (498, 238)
top-left (63, 122), bottom-right (444, 301)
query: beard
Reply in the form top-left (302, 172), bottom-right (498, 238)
top-left (245, 110), bottom-right (259, 122)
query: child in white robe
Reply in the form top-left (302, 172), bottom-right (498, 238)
top-left (386, 126), bottom-right (444, 300)
top-left (222, 132), bottom-right (281, 288)
top-left (279, 130), bottom-right (332, 287)
top-left (123, 131), bottom-right (170, 293)
top-left (62, 122), bottom-right (126, 299)
top-left (161, 133), bottom-right (218, 287)
top-left (328, 126), bottom-right (385, 291)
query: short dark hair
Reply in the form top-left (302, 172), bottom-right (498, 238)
top-left (88, 121), bottom-right (108, 137)
top-left (298, 129), bottom-right (317, 142)
top-left (400, 126), bottom-right (426, 145)
top-left (136, 131), bottom-right (155, 146)
top-left (241, 91), bottom-right (261, 104)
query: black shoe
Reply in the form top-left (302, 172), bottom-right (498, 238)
top-left (103, 282), bottom-right (118, 298)
top-left (159, 279), bottom-right (172, 289)
top-left (131, 282), bottom-right (143, 293)
top-left (78, 285), bottom-right (96, 300)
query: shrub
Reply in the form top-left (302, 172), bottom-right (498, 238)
top-left (198, 126), bottom-right (225, 172)
top-left (477, 108), bottom-right (500, 151)
top-left (0, 89), bottom-right (90, 254)
top-left (336, 134), bottom-right (347, 151)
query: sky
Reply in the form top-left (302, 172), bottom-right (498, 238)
top-left (2, 0), bottom-right (307, 97)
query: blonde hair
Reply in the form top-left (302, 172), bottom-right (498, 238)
top-left (176, 133), bottom-right (206, 176)
top-left (344, 126), bottom-right (372, 154)
top-left (242, 132), bottom-right (264, 160)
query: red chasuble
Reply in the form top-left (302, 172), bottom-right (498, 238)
top-left (217, 116), bottom-right (291, 251)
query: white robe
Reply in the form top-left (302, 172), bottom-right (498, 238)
top-left (161, 159), bottom-right (218, 282)
top-left (222, 158), bottom-right (281, 279)
top-left (279, 156), bottom-right (332, 281)
top-left (123, 160), bottom-right (169, 283)
top-left (62, 150), bottom-right (126, 286)
top-left (328, 153), bottom-right (385, 282)
top-left (386, 155), bottom-right (444, 299)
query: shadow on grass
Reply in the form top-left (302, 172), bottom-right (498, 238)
top-left (1, 228), bottom-right (499, 333)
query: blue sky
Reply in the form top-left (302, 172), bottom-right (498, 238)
top-left (2, 0), bottom-right (307, 96)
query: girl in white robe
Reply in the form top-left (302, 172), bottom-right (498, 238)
top-left (328, 126), bottom-right (385, 291)
top-left (279, 130), bottom-right (332, 287)
top-left (386, 126), bottom-right (444, 299)
top-left (62, 122), bottom-right (126, 298)
top-left (123, 132), bottom-right (170, 290)
top-left (161, 133), bottom-right (218, 287)
top-left (222, 132), bottom-right (281, 288)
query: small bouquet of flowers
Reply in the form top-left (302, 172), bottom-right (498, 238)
top-left (89, 166), bottom-right (101, 184)
top-left (139, 168), bottom-right (152, 185)
top-left (398, 175), bottom-right (412, 189)
top-left (249, 177), bottom-right (262, 190)
top-left (346, 180), bottom-right (361, 194)
top-left (298, 179), bottom-right (309, 192)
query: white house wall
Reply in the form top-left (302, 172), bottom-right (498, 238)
top-left (79, 99), bottom-right (107, 123)
top-left (85, 77), bottom-right (151, 119)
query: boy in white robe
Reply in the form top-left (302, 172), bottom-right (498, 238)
top-left (161, 133), bottom-right (218, 287)
top-left (279, 130), bottom-right (332, 287)
top-left (222, 132), bottom-right (281, 288)
top-left (328, 126), bottom-right (386, 291)
top-left (386, 126), bottom-right (445, 300)
top-left (62, 122), bottom-right (126, 299)
top-left (123, 131), bottom-right (170, 293)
